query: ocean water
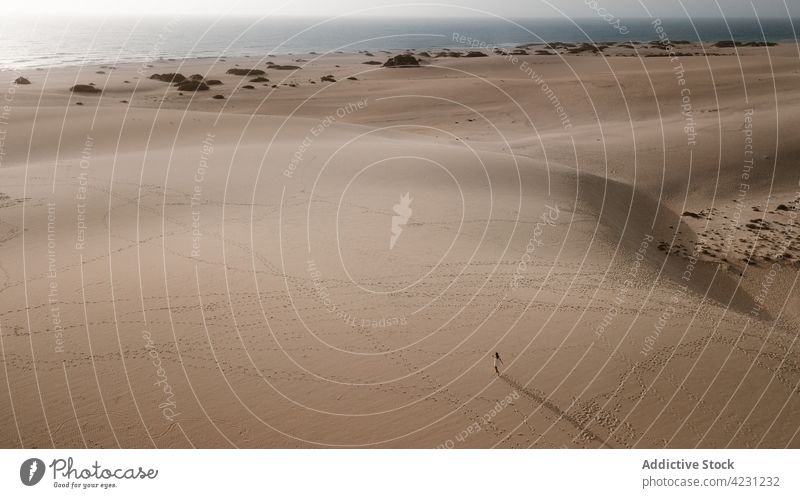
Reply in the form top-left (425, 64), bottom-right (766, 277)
top-left (0, 15), bottom-right (798, 69)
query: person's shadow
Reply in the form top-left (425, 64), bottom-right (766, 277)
top-left (499, 373), bottom-right (614, 448)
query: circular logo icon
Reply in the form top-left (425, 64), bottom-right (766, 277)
top-left (20, 458), bottom-right (45, 486)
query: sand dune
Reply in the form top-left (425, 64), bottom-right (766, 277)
top-left (1, 45), bottom-right (799, 448)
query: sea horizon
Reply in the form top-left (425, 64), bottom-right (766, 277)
top-left (1, 15), bottom-right (798, 70)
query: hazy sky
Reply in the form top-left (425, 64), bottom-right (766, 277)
top-left (6, 0), bottom-right (799, 18)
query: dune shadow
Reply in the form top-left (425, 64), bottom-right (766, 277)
top-left (499, 373), bottom-right (614, 448)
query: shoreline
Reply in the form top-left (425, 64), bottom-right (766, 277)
top-left (0, 39), bottom-right (789, 72)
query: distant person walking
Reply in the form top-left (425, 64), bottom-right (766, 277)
top-left (494, 352), bottom-right (503, 375)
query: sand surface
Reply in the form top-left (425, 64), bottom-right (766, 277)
top-left (1, 44), bottom-right (799, 448)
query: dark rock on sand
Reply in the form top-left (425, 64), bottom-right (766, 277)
top-left (174, 80), bottom-right (209, 91)
top-left (212, 94), bottom-right (225, 99)
top-left (682, 211), bottom-right (702, 219)
top-left (189, 74), bottom-right (204, 81)
top-left (383, 54), bottom-right (420, 67)
top-left (265, 63), bottom-right (301, 70)
top-left (226, 68), bottom-right (266, 76)
top-left (362, 60), bottom-right (383, 65)
top-left (241, 85), bottom-right (255, 89)
top-left (250, 76), bottom-right (269, 82)
top-left (205, 79), bottom-right (223, 86)
top-left (464, 51), bottom-right (488, 57)
top-left (347, 76), bottom-right (358, 80)
top-left (321, 75), bottom-right (336, 82)
top-left (14, 76), bottom-right (31, 85)
top-left (149, 73), bottom-right (186, 83)
top-left (70, 84), bottom-right (101, 94)
top-left (713, 40), bottom-right (778, 48)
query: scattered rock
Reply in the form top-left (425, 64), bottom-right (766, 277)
top-left (464, 51), bottom-right (489, 57)
top-left (681, 211), bottom-right (702, 219)
top-left (174, 80), bottom-right (209, 91)
top-left (347, 76), bottom-right (358, 80)
top-left (776, 204), bottom-right (790, 211)
top-left (265, 62), bottom-right (301, 70)
top-left (250, 76), bottom-right (269, 82)
top-left (205, 79), bottom-right (223, 86)
top-left (321, 75), bottom-right (336, 82)
top-left (383, 54), bottom-right (420, 67)
top-left (75, 102), bottom-right (84, 105)
top-left (241, 85), bottom-right (255, 89)
top-left (14, 76), bottom-right (30, 85)
top-left (362, 60), bottom-right (383, 65)
top-left (70, 84), bottom-right (101, 94)
top-left (189, 74), bottom-right (204, 81)
top-left (713, 40), bottom-right (777, 48)
top-left (226, 68), bottom-right (266, 76)
top-left (212, 94), bottom-right (225, 99)
top-left (149, 73), bottom-right (186, 83)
